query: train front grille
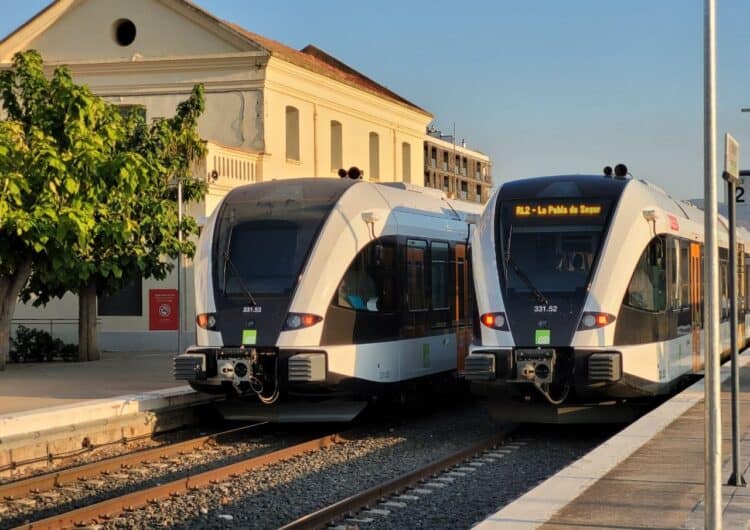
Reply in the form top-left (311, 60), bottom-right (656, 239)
top-left (587, 353), bottom-right (622, 383)
top-left (174, 354), bottom-right (206, 380)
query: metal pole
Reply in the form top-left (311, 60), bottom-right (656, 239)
top-left (726, 175), bottom-right (746, 486)
top-left (704, 0), bottom-right (722, 527)
top-left (177, 179), bottom-right (183, 356)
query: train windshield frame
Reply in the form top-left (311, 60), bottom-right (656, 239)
top-left (213, 182), bottom-right (351, 298)
top-left (497, 199), bottom-right (613, 297)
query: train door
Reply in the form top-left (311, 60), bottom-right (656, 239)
top-left (454, 243), bottom-right (471, 370)
top-left (690, 242), bottom-right (703, 371)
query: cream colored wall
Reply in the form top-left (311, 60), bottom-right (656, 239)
top-left (15, 0), bottom-right (248, 63)
top-left (263, 57), bottom-right (430, 183)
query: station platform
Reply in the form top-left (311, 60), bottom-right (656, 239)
top-left (477, 353), bottom-right (750, 530)
top-left (0, 352), bottom-right (217, 473)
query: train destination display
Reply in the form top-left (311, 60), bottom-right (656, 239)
top-left (513, 203), bottom-right (604, 218)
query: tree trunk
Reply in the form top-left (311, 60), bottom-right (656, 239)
top-left (0, 260), bottom-right (33, 370)
top-left (78, 280), bottom-right (100, 362)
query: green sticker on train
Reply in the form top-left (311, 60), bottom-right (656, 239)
top-left (242, 329), bottom-right (257, 345)
top-left (422, 343), bottom-right (430, 367)
top-left (535, 329), bottom-right (550, 345)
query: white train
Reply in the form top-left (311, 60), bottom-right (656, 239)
top-left (174, 177), bottom-right (482, 421)
top-left (463, 173), bottom-right (750, 422)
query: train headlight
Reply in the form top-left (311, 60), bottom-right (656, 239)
top-left (481, 312), bottom-right (509, 331)
top-left (283, 313), bottom-right (323, 330)
top-left (578, 312), bottom-right (616, 330)
top-left (196, 313), bottom-right (218, 330)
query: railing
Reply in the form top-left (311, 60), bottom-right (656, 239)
top-left (10, 318), bottom-right (99, 343)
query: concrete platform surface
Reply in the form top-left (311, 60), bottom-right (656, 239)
top-left (476, 353), bottom-right (750, 530)
top-left (0, 351), bottom-right (180, 414)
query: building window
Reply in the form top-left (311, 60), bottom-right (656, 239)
top-left (431, 147), bottom-right (437, 168)
top-left (443, 176), bottom-right (449, 191)
top-left (402, 142), bottom-right (411, 181)
top-left (98, 277), bottom-right (143, 316)
top-left (330, 120), bottom-right (342, 172)
top-left (462, 157), bottom-right (468, 176)
top-left (476, 184), bottom-right (482, 200)
top-left (455, 155), bottom-right (460, 174)
top-left (442, 151), bottom-right (449, 171)
top-left (369, 132), bottom-right (380, 180)
top-left (475, 163), bottom-right (482, 179)
top-left (285, 106), bottom-right (300, 161)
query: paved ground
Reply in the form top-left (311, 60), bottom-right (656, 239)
top-left (0, 351), bottom-right (178, 414)
top-left (539, 365), bottom-right (750, 530)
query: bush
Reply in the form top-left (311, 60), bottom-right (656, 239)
top-left (10, 325), bottom-right (78, 363)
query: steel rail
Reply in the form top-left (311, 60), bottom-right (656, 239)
top-left (14, 433), bottom-right (343, 530)
top-left (1, 422), bottom-right (267, 501)
top-left (278, 428), bottom-right (516, 530)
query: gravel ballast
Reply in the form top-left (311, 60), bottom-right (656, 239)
top-left (91, 405), bottom-right (619, 530)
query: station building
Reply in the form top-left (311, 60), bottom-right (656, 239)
top-left (0, 0), bottom-right (491, 352)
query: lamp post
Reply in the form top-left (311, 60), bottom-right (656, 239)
top-left (703, 1), bottom-right (722, 527)
top-left (177, 178), bottom-right (183, 357)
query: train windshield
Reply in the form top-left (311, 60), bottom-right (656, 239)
top-left (214, 198), bottom-right (335, 297)
top-left (498, 200), bottom-right (612, 295)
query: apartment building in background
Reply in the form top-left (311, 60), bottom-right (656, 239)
top-left (423, 127), bottom-right (492, 204)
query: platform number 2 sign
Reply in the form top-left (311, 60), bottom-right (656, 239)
top-left (737, 186), bottom-right (745, 203)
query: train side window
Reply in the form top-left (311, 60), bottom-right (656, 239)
top-left (668, 238), bottom-right (681, 310)
top-left (336, 241), bottom-right (395, 312)
top-left (680, 244), bottom-right (690, 309)
top-left (625, 237), bottom-right (666, 312)
top-left (407, 240), bottom-right (428, 311)
top-left (719, 248), bottom-right (729, 320)
top-left (431, 242), bottom-right (450, 310)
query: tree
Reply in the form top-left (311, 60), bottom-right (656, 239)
top-left (0, 50), bottom-right (105, 369)
top-left (0, 50), bottom-right (207, 367)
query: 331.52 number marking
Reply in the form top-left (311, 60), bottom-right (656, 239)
top-left (533, 305), bottom-right (558, 313)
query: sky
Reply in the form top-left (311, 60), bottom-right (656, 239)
top-left (2, 0), bottom-right (750, 200)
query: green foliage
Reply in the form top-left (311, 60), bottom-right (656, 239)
top-left (0, 51), bottom-right (207, 306)
top-left (10, 325), bottom-right (77, 363)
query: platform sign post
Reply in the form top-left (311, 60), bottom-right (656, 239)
top-left (725, 157), bottom-right (748, 488)
top-left (703, 1), bottom-right (722, 528)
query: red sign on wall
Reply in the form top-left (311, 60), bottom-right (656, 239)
top-left (149, 289), bottom-right (179, 331)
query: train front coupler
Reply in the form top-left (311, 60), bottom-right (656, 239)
top-left (217, 348), bottom-right (280, 404)
top-left (512, 348), bottom-right (572, 405)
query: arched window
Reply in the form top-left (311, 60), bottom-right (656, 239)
top-left (285, 106), bottom-right (300, 161)
top-left (402, 142), bottom-right (411, 181)
top-left (330, 120), bottom-right (343, 172)
top-left (369, 132), bottom-right (380, 181)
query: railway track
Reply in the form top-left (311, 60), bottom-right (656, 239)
top-left (11, 432), bottom-right (344, 530)
top-left (0, 422), bottom-right (267, 503)
top-left (279, 429), bottom-right (515, 530)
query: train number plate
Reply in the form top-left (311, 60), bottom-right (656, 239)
top-left (515, 349), bottom-right (554, 362)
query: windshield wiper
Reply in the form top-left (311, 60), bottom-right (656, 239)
top-left (507, 255), bottom-right (550, 306)
top-left (222, 250), bottom-right (258, 307)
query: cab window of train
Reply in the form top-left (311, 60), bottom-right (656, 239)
top-left (216, 201), bottom-right (332, 296)
top-left (407, 240), bottom-right (428, 311)
top-left (336, 241), bottom-right (395, 312)
top-left (625, 237), bottom-right (667, 312)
